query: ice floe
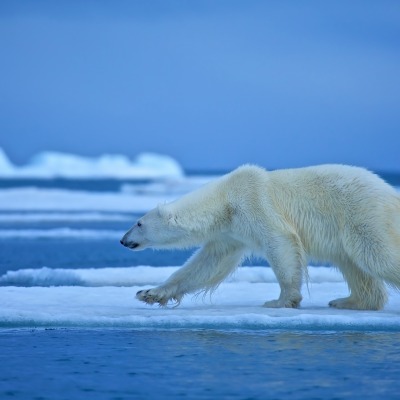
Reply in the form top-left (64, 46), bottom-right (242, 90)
top-left (1, 266), bottom-right (399, 331)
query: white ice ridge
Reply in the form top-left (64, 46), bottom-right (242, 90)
top-left (1, 266), bottom-right (400, 331)
top-left (0, 148), bottom-right (184, 179)
top-left (0, 266), bottom-right (343, 287)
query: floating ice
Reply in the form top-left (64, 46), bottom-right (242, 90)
top-left (0, 173), bottom-right (213, 212)
top-left (0, 266), bottom-right (399, 331)
top-left (0, 227), bottom-right (124, 240)
top-left (0, 149), bottom-right (184, 179)
top-left (0, 187), bottom-right (175, 212)
top-left (0, 212), bottom-right (132, 223)
top-left (120, 176), bottom-right (216, 196)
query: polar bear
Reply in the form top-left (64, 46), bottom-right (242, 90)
top-left (120, 164), bottom-right (400, 310)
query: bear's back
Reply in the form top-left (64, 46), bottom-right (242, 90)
top-left (268, 164), bottom-right (395, 198)
top-left (227, 164), bottom-right (396, 202)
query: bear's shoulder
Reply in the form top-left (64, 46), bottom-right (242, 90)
top-left (228, 164), bottom-right (267, 179)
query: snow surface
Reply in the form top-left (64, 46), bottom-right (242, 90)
top-left (1, 266), bottom-right (399, 330)
top-left (0, 148), bottom-right (184, 179)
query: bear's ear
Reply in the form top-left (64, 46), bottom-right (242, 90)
top-left (168, 213), bottom-right (179, 226)
top-left (157, 204), bottom-right (179, 226)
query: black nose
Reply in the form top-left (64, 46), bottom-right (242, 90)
top-left (120, 239), bottom-right (125, 245)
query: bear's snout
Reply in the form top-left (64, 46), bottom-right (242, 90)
top-left (120, 237), bottom-right (140, 249)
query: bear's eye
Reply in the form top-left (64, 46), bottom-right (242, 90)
top-left (137, 221), bottom-right (142, 227)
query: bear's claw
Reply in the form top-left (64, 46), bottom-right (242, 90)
top-left (136, 288), bottom-right (183, 306)
top-left (136, 289), bottom-right (170, 306)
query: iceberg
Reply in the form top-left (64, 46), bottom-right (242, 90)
top-left (0, 149), bottom-right (184, 179)
top-left (0, 148), bottom-right (14, 174)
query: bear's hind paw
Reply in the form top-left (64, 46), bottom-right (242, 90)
top-left (328, 296), bottom-right (382, 310)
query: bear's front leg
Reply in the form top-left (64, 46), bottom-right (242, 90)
top-left (263, 267), bottom-right (303, 309)
top-left (263, 288), bottom-right (302, 308)
top-left (136, 239), bottom-right (244, 306)
top-left (263, 235), bottom-right (305, 308)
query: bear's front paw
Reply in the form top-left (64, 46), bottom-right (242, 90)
top-left (136, 288), bottom-right (182, 306)
top-left (263, 297), bottom-right (302, 308)
top-left (136, 289), bottom-right (168, 306)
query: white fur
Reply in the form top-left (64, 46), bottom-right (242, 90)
top-left (121, 164), bottom-right (400, 310)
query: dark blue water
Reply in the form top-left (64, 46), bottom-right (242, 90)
top-left (0, 212), bottom-right (200, 274)
top-left (1, 329), bottom-right (400, 400)
top-left (0, 225), bottom-right (193, 274)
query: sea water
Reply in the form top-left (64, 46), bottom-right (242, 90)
top-left (1, 174), bottom-right (400, 399)
top-left (1, 329), bottom-right (400, 400)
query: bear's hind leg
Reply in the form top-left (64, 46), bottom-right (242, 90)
top-left (329, 259), bottom-right (388, 310)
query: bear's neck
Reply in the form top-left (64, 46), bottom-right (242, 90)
top-left (169, 178), bottom-right (228, 239)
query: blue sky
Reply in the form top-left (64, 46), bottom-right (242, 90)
top-left (1, 1), bottom-right (400, 172)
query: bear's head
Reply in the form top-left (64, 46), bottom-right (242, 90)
top-left (120, 205), bottom-right (189, 251)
